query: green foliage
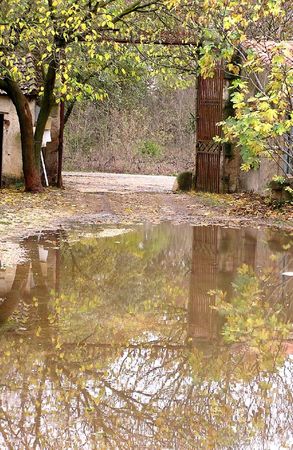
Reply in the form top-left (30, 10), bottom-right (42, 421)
top-left (271, 175), bottom-right (288, 186)
top-left (1, 0), bottom-right (292, 185)
top-left (0, 0), bottom-right (199, 104)
top-left (213, 264), bottom-right (291, 366)
top-left (137, 139), bottom-right (163, 158)
top-left (218, 43), bottom-right (292, 175)
top-left (269, 175), bottom-right (293, 203)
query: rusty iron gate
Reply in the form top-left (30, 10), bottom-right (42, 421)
top-left (195, 66), bottom-right (224, 193)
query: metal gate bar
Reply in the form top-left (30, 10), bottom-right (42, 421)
top-left (196, 151), bottom-right (221, 193)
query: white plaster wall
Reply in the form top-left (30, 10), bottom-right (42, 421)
top-left (239, 157), bottom-right (281, 195)
top-left (0, 95), bottom-right (36, 179)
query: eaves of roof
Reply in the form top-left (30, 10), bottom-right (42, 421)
top-left (0, 54), bottom-right (39, 97)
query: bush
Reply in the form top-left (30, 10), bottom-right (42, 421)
top-left (137, 140), bottom-right (163, 158)
top-left (176, 171), bottom-right (193, 191)
top-left (268, 175), bottom-right (293, 203)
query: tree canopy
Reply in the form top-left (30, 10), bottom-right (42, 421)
top-left (0, 0), bottom-right (197, 191)
top-left (0, 0), bottom-right (292, 190)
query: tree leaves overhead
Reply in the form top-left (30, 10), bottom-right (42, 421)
top-left (0, 0), bottom-right (200, 102)
top-left (0, 0), bottom-right (292, 178)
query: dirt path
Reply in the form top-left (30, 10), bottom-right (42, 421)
top-left (63, 171), bottom-right (176, 193)
top-left (0, 172), bottom-right (292, 245)
top-left (63, 172), bottom-right (292, 228)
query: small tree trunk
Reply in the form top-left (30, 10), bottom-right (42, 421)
top-left (0, 78), bottom-right (43, 192)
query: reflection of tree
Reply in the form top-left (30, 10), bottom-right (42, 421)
top-left (0, 225), bottom-right (292, 449)
top-left (1, 331), bottom-right (292, 448)
top-left (188, 226), bottom-right (293, 345)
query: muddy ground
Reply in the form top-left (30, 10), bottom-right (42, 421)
top-left (0, 172), bottom-right (292, 243)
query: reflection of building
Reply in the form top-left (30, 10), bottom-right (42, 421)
top-left (0, 232), bottom-right (60, 324)
top-left (0, 266), bottom-right (17, 297)
top-left (188, 226), bottom-right (293, 343)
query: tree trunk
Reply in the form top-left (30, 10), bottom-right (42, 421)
top-left (0, 78), bottom-right (44, 192)
top-left (33, 59), bottom-right (57, 187)
top-left (19, 98), bottom-right (44, 192)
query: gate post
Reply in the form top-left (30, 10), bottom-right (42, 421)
top-left (195, 65), bottom-right (224, 193)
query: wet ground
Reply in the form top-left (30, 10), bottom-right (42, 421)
top-left (0, 222), bottom-right (292, 449)
top-left (0, 173), bottom-right (292, 245)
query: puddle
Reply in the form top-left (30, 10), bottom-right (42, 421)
top-left (0, 223), bottom-right (292, 449)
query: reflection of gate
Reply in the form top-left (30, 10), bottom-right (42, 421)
top-left (188, 226), bottom-right (220, 342)
top-left (195, 67), bottom-right (224, 193)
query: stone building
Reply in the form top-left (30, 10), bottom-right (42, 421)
top-left (0, 57), bottom-right (59, 186)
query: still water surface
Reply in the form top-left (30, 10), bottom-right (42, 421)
top-left (0, 223), bottom-right (292, 449)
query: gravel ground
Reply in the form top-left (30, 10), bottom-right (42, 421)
top-left (63, 172), bottom-right (176, 193)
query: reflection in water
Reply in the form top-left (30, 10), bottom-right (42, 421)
top-left (189, 226), bottom-right (292, 344)
top-left (0, 224), bottom-right (292, 449)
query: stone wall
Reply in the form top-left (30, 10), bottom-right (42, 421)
top-left (239, 156), bottom-right (281, 195)
top-left (0, 95), bottom-right (59, 185)
top-left (220, 71), bottom-right (283, 195)
top-left (221, 147), bottom-right (241, 193)
top-left (221, 78), bottom-right (241, 193)
top-left (0, 95), bottom-right (36, 180)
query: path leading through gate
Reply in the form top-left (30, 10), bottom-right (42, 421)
top-left (63, 172), bottom-right (176, 193)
